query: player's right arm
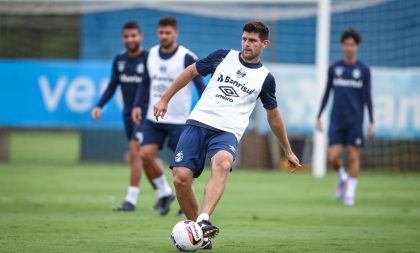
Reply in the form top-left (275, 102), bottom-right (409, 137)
top-left (154, 63), bottom-right (199, 120)
top-left (92, 57), bottom-right (119, 121)
top-left (316, 65), bottom-right (334, 131)
top-left (154, 49), bottom-right (229, 121)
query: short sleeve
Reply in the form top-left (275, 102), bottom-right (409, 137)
top-left (259, 73), bottom-right (277, 110)
top-left (196, 49), bottom-right (229, 76)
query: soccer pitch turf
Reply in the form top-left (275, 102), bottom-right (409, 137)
top-left (1, 163), bottom-right (419, 253)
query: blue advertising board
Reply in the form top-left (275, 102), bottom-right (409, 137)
top-left (0, 60), bottom-right (122, 128)
top-left (0, 60), bottom-right (419, 138)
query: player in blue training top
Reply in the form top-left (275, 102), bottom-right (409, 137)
top-left (154, 21), bottom-right (301, 248)
top-left (132, 16), bottom-right (206, 217)
top-left (316, 28), bottom-right (375, 206)
top-left (92, 21), bottom-right (160, 212)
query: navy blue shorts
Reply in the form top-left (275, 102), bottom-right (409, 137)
top-left (328, 122), bottom-right (364, 147)
top-left (139, 119), bottom-right (185, 151)
top-left (170, 124), bottom-right (238, 178)
top-left (123, 113), bottom-right (143, 141)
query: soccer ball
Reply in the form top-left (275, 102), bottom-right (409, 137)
top-left (170, 220), bottom-right (203, 252)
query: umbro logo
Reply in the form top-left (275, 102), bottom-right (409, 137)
top-left (219, 86), bottom-right (239, 97)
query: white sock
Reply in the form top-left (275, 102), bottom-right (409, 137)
top-left (153, 175), bottom-right (173, 199)
top-left (345, 177), bottom-right (358, 199)
top-left (196, 213), bottom-right (210, 222)
top-left (125, 186), bottom-right (139, 205)
top-left (336, 166), bottom-right (349, 182)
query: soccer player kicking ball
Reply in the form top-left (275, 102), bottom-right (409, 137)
top-left (316, 28), bottom-right (375, 206)
top-left (154, 21), bottom-right (301, 249)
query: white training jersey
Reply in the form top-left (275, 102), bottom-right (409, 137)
top-left (146, 45), bottom-right (195, 124)
top-left (189, 50), bottom-right (269, 141)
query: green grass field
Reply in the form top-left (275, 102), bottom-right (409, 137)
top-left (1, 162), bottom-right (420, 253)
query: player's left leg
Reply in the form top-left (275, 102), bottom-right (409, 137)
top-left (201, 151), bottom-right (233, 216)
top-left (197, 132), bottom-right (237, 239)
top-left (345, 145), bottom-right (360, 206)
top-left (196, 150), bottom-right (233, 239)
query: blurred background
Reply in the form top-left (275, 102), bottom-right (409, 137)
top-left (0, 0), bottom-right (419, 172)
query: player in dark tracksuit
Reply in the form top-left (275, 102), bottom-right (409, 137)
top-left (316, 28), bottom-right (375, 206)
top-left (91, 21), bottom-right (159, 212)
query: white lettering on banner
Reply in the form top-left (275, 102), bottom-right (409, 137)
top-left (39, 75), bottom-right (123, 113)
top-left (283, 79), bottom-right (319, 126)
top-left (65, 77), bottom-right (95, 112)
top-left (397, 96), bottom-right (420, 130)
top-left (257, 64), bottom-right (420, 137)
top-left (374, 95), bottom-right (394, 129)
top-left (38, 75), bottom-right (67, 112)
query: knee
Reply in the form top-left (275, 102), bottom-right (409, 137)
top-left (128, 143), bottom-right (139, 161)
top-left (328, 154), bottom-right (339, 164)
top-left (348, 151), bottom-right (359, 164)
top-left (215, 159), bottom-right (232, 172)
top-left (173, 172), bottom-right (192, 190)
top-left (139, 149), bottom-right (153, 162)
top-left (212, 159), bottom-right (232, 184)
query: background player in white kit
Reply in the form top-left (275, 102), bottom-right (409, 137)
top-left (132, 16), bottom-right (205, 216)
top-left (154, 21), bottom-right (300, 248)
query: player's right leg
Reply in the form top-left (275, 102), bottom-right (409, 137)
top-left (328, 124), bottom-right (349, 200)
top-left (328, 145), bottom-right (348, 199)
top-left (172, 167), bottom-right (199, 220)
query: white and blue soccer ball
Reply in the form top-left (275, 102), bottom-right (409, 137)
top-left (171, 220), bottom-right (203, 252)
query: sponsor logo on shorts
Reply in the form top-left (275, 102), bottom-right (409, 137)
top-left (355, 138), bottom-right (362, 146)
top-left (136, 132), bottom-right (144, 144)
top-left (228, 145), bottom-right (236, 153)
top-left (175, 151), bottom-right (184, 162)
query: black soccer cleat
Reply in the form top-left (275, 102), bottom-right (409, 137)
top-left (156, 194), bottom-right (175, 216)
top-left (114, 201), bottom-right (135, 212)
top-left (153, 199), bottom-right (160, 211)
top-left (175, 209), bottom-right (184, 217)
top-left (197, 220), bottom-right (219, 238)
top-left (200, 238), bottom-right (212, 250)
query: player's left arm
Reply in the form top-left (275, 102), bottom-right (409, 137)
top-left (185, 54), bottom-right (206, 96)
top-left (260, 74), bottom-right (301, 170)
top-left (132, 57), bottom-right (151, 125)
top-left (363, 66), bottom-right (375, 139)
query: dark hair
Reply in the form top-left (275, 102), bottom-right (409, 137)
top-left (242, 21), bottom-right (269, 41)
top-left (158, 16), bottom-right (178, 28)
top-left (123, 21), bottom-right (141, 32)
top-left (341, 28), bottom-right (361, 44)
